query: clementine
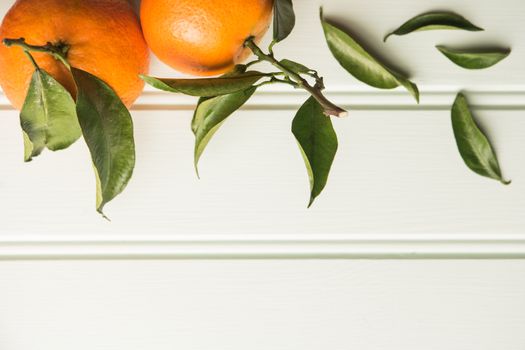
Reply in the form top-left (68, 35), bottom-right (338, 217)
top-left (0, 0), bottom-right (149, 110)
top-left (140, 0), bottom-right (273, 76)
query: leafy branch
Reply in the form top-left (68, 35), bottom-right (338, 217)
top-left (3, 37), bottom-right (136, 217)
top-left (244, 38), bottom-right (347, 117)
top-left (141, 3), bottom-right (349, 207)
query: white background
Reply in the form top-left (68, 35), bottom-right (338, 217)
top-left (1, 0), bottom-right (525, 348)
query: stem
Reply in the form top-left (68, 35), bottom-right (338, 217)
top-left (268, 40), bottom-right (277, 55)
top-left (23, 51), bottom-right (39, 70)
top-left (254, 75), bottom-right (298, 89)
top-left (3, 38), bottom-right (71, 70)
top-left (245, 38), bottom-right (347, 118)
top-left (271, 77), bottom-right (297, 86)
top-left (245, 59), bottom-right (262, 68)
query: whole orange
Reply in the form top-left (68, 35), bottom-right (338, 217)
top-left (0, 0), bottom-right (149, 110)
top-left (140, 0), bottom-right (273, 76)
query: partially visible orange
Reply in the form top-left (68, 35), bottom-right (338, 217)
top-left (0, 0), bottom-right (150, 110)
top-left (140, 0), bottom-right (273, 76)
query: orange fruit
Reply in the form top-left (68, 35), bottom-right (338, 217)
top-left (0, 0), bottom-right (149, 110)
top-left (140, 0), bottom-right (273, 76)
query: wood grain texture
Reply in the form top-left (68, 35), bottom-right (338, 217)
top-left (1, 260), bottom-right (525, 350)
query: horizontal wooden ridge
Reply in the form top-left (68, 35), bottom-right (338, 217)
top-left (2, 87), bottom-right (525, 111)
top-left (1, 234), bottom-right (525, 259)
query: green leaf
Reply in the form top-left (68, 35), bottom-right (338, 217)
top-left (273, 0), bottom-right (296, 42)
top-left (193, 87), bottom-right (257, 175)
top-left (22, 131), bottom-right (35, 162)
top-left (141, 71), bottom-right (266, 97)
top-left (72, 68), bottom-right (136, 215)
top-left (451, 93), bottom-right (510, 185)
top-left (280, 59), bottom-right (312, 74)
top-left (292, 97), bottom-right (338, 207)
top-left (384, 11), bottom-right (484, 41)
top-left (320, 9), bottom-right (419, 103)
top-left (20, 68), bottom-right (80, 161)
top-left (436, 46), bottom-right (511, 69)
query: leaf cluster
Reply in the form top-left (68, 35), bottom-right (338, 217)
top-left (383, 11), bottom-right (511, 183)
top-left (10, 39), bottom-right (136, 218)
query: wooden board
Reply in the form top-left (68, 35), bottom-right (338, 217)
top-left (1, 260), bottom-right (525, 350)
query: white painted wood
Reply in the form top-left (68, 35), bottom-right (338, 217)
top-left (4, 89), bottom-right (525, 110)
top-left (1, 1), bottom-right (524, 349)
top-left (1, 260), bottom-right (525, 350)
top-left (2, 234), bottom-right (525, 259)
top-left (1, 106), bottom-right (524, 236)
top-left (0, 0), bottom-right (524, 256)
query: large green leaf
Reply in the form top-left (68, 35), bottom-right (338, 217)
top-left (292, 97), bottom-right (338, 207)
top-left (72, 68), bottom-right (136, 215)
top-left (436, 46), bottom-right (511, 70)
top-left (451, 93), bottom-right (510, 185)
top-left (384, 12), bottom-right (484, 41)
top-left (320, 10), bottom-right (419, 102)
top-left (141, 71), bottom-right (266, 97)
top-left (192, 87), bottom-right (257, 175)
top-left (20, 68), bottom-right (80, 161)
top-left (273, 0), bottom-right (296, 42)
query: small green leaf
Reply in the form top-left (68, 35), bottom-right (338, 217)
top-left (292, 97), bottom-right (338, 207)
top-left (384, 12), bottom-right (484, 41)
top-left (141, 71), bottom-right (266, 97)
top-left (191, 97), bottom-right (214, 135)
top-left (72, 68), bottom-right (136, 215)
top-left (193, 87), bottom-right (257, 175)
top-left (280, 59), bottom-right (312, 74)
top-left (20, 68), bottom-right (80, 161)
top-left (273, 0), bottom-right (296, 42)
top-left (451, 93), bottom-right (510, 185)
top-left (436, 46), bottom-right (511, 69)
top-left (22, 131), bottom-right (35, 162)
top-left (320, 9), bottom-right (419, 102)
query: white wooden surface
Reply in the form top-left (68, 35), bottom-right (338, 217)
top-left (1, 260), bottom-right (525, 350)
top-left (1, 0), bottom-right (525, 348)
top-left (0, 0), bottom-right (524, 256)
